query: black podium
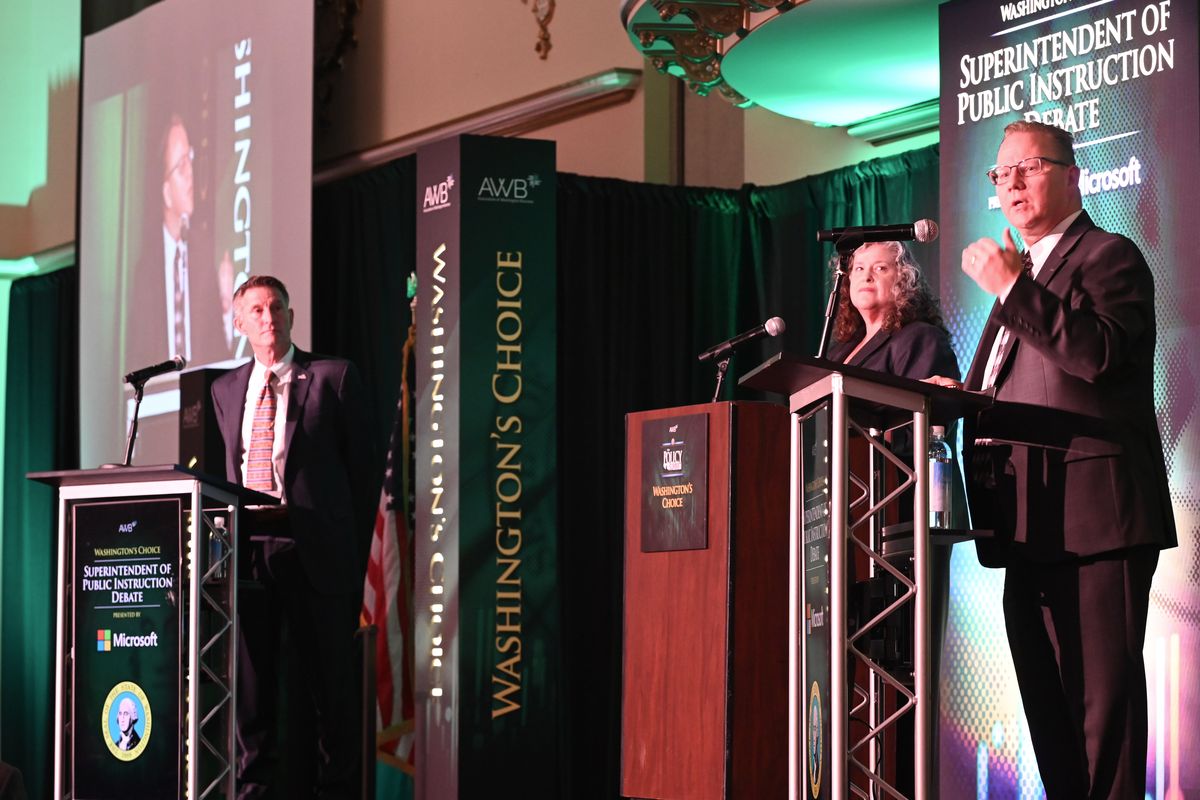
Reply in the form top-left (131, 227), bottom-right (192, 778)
top-left (741, 353), bottom-right (991, 800)
top-left (29, 465), bottom-right (273, 799)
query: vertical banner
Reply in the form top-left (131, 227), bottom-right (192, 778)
top-left (71, 497), bottom-right (183, 799)
top-left (939, 0), bottom-right (1199, 796)
top-left (799, 404), bottom-right (831, 800)
top-left (414, 135), bottom-right (560, 798)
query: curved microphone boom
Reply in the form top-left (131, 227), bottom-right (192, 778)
top-left (124, 355), bottom-right (187, 386)
top-left (109, 355), bottom-right (186, 468)
top-left (816, 219), bottom-right (939, 244)
top-left (698, 316), bottom-right (786, 362)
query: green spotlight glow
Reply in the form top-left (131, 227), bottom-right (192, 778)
top-left (0, 0), bottom-right (79, 207)
top-left (0, 259), bottom-right (40, 278)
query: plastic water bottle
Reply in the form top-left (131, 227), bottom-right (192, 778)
top-left (928, 425), bottom-right (952, 529)
top-left (210, 516), bottom-right (228, 580)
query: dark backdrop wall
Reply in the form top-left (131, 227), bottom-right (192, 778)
top-left (0, 142), bottom-right (939, 799)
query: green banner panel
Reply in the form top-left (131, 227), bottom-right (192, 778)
top-left (414, 135), bottom-right (560, 799)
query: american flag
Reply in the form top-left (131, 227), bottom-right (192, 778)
top-left (361, 325), bottom-right (416, 772)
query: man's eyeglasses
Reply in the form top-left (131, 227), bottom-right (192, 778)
top-left (167, 147), bottom-right (194, 180)
top-left (986, 156), bottom-right (1070, 186)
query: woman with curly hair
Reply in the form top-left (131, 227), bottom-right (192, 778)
top-left (826, 239), bottom-right (962, 798)
top-left (827, 240), bottom-right (958, 381)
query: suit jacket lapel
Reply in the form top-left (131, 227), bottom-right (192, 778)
top-left (1035, 210), bottom-right (1092, 289)
top-left (846, 328), bottom-right (891, 367)
top-left (284, 349), bottom-right (312, 469)
top-left (223, 362), bottom-right (253, 482)
top-left (965, 301), bottom-right (1004, 390)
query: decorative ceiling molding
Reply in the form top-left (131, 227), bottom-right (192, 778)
top-left (845, 99), bottom-right (940, 146)
top-left (523, 0), bottom-right (556, 59)
top-left (0, 242), bottom-right (76, 276)
top-left (314, 69), bottom-right (642, 186)
top-left (314, 0), bottom-right (362, 128)
top-left (621, 0), bottom-right (807, 108)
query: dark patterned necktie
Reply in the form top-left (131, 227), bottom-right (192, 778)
top-left (173, 243), bottom-right (188, 358)
top-left (983, 251), bottom-right (1033, 390)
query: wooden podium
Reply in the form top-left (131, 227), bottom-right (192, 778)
top-left (621, 401), bottom-right (789, 800)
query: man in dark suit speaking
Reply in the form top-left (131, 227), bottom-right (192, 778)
top-left (212, 275), bottom-right (375, 798)
top-left (938, 121), bottom-right (1176, 799)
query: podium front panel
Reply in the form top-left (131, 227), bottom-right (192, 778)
top-left (798, 402), bottom-right (832, 800)
top-left (622, 401), bottom-right (788, 800)
top-left (71, 495), bottom-right (184, 798)
top-left (33, 467), bottom-right (247, 800)
top-left (623, 404), bottom-right (730, 800)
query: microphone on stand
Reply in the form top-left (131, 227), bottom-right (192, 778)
top-left (698, 317), bottom-right (786, 363)
top-left (124, 355), bottom-right (187, 386)
top-left (816, 219), bottom-right (939, 245)
top-left (107, 355), bottom-right (187, 468)
top-left (814, 220), bottom-right (938, 354)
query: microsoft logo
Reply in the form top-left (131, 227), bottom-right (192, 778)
top-left (95, 629), bottom-right (159, 650)
top-left (93, 623), bottom-right (158, 652)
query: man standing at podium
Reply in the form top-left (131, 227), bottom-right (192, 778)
top-left (948, 121), bottom-right (1176, 799)
top-left (211, 275), bottom-right (375, 798)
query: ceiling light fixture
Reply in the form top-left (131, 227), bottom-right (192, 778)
top-left (620, 0), bottom-right (942, 130)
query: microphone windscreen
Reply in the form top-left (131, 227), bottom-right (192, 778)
top-left (914, 219), bottom-right (939, 243)
top-left (764, 316), bottom-right (786, 337)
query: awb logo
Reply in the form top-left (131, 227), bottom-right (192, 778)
top-left (422, 174), bottom-right (455, 213)
top-left (97, 629), bottom-right (160, 652)
top-left (477, 174), bottom-right (541, 205)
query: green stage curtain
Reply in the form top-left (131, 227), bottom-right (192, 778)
top-left (748, 144), bottom-right (943, 351)
top-left (311, 156), bottom-right (416, 457)
top-left (1, 267), bottom-right (79, 800)
top-left (555, 174), bottom-right (751, 796)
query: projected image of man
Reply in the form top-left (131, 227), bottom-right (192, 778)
top-left (131, 113), bottom-right (234, 371)
top-left (161, 115), bottom-right (195, 362)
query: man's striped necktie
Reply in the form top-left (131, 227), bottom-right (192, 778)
top-left (246, 373), bottom-right (277, 492)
